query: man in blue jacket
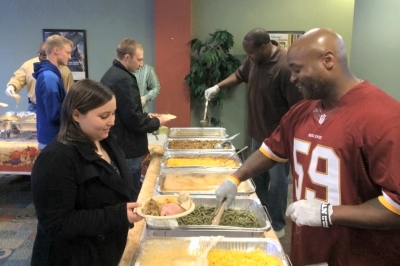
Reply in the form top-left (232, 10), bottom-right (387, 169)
top-left (33, 35), bottom-right (72, 150)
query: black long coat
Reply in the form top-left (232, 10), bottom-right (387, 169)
top-left (100, 60), bottom-right (160, 159)
top-left (30, 136), bottom-right (134, 266)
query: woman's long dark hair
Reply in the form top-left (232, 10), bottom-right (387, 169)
top-left (57, 79), bottom-right (114, 150)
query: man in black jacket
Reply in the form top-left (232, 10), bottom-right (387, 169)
top-left (101, 38), bottom-right (167, 201)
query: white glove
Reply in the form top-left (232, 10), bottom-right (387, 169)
top-left (286, 200), bottom-right (333, 228)
top-left (141, 96), bottom-right (147, 107)
top-left (204, 85), bottom-right (220, 100)
top-left (215, 178), bottom-right (238, 209)
top-left (5, 86), bottom-right (15, 97)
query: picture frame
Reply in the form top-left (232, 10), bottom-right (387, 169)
top-left (269, 31), bottom-right (305, 50)
top-left (42, 29), bottom-right (88, 80)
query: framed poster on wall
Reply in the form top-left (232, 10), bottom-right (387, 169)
top-left (42, 29), bottom-right (88, 80)
top-left (269, 31), bottom-right (304, 50)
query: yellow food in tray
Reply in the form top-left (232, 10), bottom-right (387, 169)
top-left (208, 249), bottom-right (283, 266)
top-left (136, 241), bottom-right (283, 266)
top-left (136, 239), bottom-right (193, 265)
top-left (162, 172), bottom-right (252, 192)
top-left (165, 157), bottom-right (238, 167)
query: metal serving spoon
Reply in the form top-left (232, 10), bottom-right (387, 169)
top-left (222, 146), bottom-right (248, 165)
top-left (200, 99), bottom-right (209, 127)
top-left (215, 133), bottom-right (240, 149)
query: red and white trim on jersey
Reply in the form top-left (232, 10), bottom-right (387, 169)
top-left (259, 142), bottom-right (288, 163)
top-left (378, 192), bottom-right (400, 215)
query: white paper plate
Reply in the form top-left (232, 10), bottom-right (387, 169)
top-left (136, 195), bottom-right (195, 220)
top-left (162, 114), bottom-right (177, 120)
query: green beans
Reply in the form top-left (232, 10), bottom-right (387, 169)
top-left (177, 206), bottom-right (259, 228)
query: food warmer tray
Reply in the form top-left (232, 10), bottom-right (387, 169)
top-left (155, 168), bottom-right (255, 196)
top-left (163, 137), bottom-right (235, 152)
top-left (167, 127), bottom-right (228, 138)
top-left (12, 113), bottom-right (37, 132)
top-left (132, 236), bottom-right (289, 266)
top-left (13, 122), bottom-right (36, 132)
top-left (161, 151), bottom-right (242, 169)
top-left (145, 196), bottom-right (271, 238)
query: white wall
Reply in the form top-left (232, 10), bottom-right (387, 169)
top-left (192, 0), bottom-right (355, 148)
top-left (0, 0), bottom-right (155, 111)
top-left (350, 0), bottom-right (400, 100)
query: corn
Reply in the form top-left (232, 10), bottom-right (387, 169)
top-left (208, 249), bottom-right (283, 266)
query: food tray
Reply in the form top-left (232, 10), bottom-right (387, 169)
top-left (0, 112), bottom-right (20, 122)
top-left (13, 121), bottom-right (36, 132)
top-left (161, 151), bottom-right (242, 169)
top-left (0, 121), bottom-right (13, 131)
top-left (146, 196), bottom-right (271, 237)
top-left (155, 168), bottom-right (255, 196)
top-left (164, 137), bottom-right (235, 152)
top-left (167, 127), bottom-right (228, 138)
top-left (132, 237), bottom-right (289, 266)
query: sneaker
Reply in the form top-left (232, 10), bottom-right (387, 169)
top-left (274, 228), bottom-right (285, 238)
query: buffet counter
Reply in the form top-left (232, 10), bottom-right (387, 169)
top-left (0, 133), bottom-right (165, 176)
top-left (0, 132), bottom-right (38, 175)
top-left (118, 144), bottom-right (280, 266)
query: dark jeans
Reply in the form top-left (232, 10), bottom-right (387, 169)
top-left (251, 139), bottom-right (289, 231)
top-left (125, 157), bottom-right (143, 201)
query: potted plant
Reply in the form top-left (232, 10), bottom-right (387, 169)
top-left (185, 29), bottom-right (241, 126)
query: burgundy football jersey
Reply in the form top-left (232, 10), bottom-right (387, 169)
top-left (262, 81), bottom-right (400, 265)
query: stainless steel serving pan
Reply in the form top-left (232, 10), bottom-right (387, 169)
top-left (164, 137), bottom-right (235, 152)
top-left (0, 121), bottom-right (13, 131)
top-left (161, 151), bottom-right (242, 169)
top-left (155, 168), bottom-right (255, 196)
top-left (0, 112), bottom-right (19, 122)
top-left (145, 196), bottom-right (271, 237)
top-left (167, 127), bottom-right (228, 138)
top-left (133, 237), bottom-right (289, 266)
top-left (13, 121), bottom-right (36, 132)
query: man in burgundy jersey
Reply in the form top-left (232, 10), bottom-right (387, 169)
top-left (215, 28), bottom-right (400, 265)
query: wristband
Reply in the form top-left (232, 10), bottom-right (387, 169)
top-left (321, 203), bottom-right (332, 228)
top-left (228, 174), bottom-right (241, 186)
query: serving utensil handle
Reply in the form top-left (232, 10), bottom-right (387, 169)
top-left (211, 200), bottom-right (226, 225)
top-left (222, 146), bottom-right (248, 165)
top-left (203, 99), bottom-right (209, 120)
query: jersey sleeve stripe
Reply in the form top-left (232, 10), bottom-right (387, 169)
top-left (378, 192), bottom-right (400, 215)
top-left (259, 142), bottom-right (288, 163)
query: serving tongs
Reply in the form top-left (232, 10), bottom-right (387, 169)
top-left (200, 99), bottom-right (209, 127)
top-left (222, 146), bottom-right (248, 165)
top-left (211, 197), bottom-right (227, 225)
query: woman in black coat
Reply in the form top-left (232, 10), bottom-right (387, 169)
top-left (31, 79), bottom-right (143, 266)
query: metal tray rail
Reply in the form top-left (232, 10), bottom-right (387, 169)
top-left (164, 137), bottom-right (235, 152)
top-left (132, 236), bottom-right (289, 266)
top-left (161, 151), bottom-right (242, 169)
top-left (155, 168), bottom-right (255, 196)
top-left (167, 127), bottom-right (228, 138)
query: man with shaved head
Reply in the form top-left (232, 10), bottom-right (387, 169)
top-left (215, 28), bottom-right (400, 265)
top-left (205, 28), bottom-right (303, 238)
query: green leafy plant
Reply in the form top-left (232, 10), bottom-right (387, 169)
top-left (185, 29), bottom-right (241, 126)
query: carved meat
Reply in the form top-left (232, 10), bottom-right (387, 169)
top-left (160, 202), bottom-right (185, 216)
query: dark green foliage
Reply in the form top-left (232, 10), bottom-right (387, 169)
top-left (185, 30), bottom-right (241, 126)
